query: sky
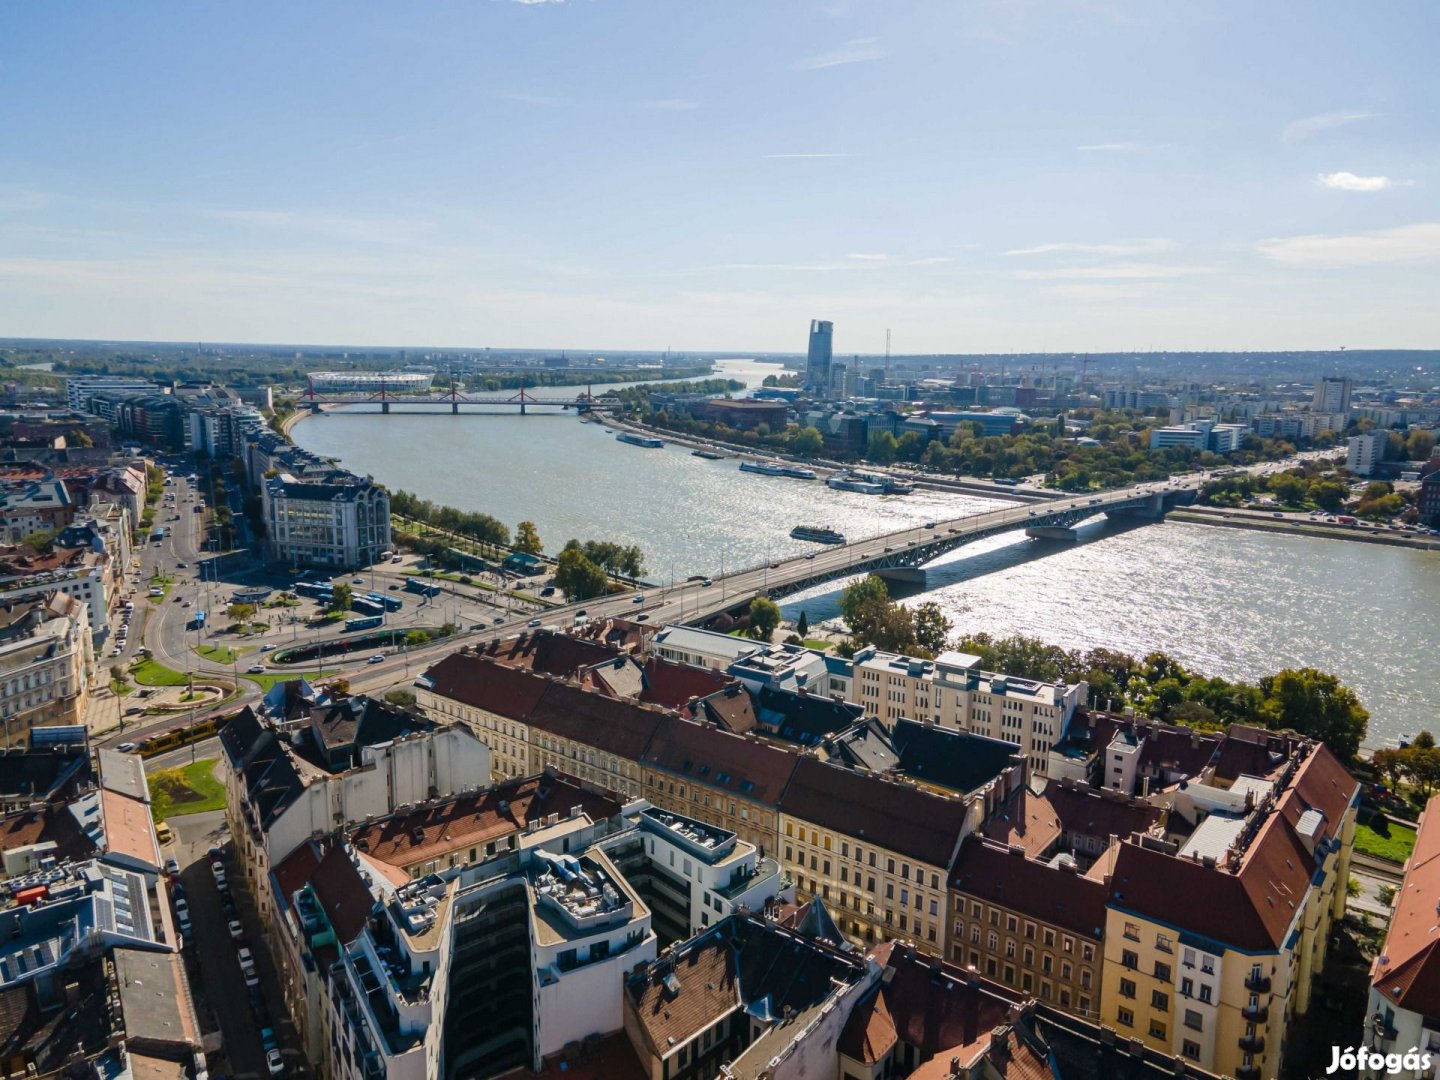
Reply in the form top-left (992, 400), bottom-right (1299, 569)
top-left (0, 1), bottom-right (1437, 354)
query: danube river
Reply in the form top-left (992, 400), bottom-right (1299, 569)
top-left (294, 360), bottom-right (1440, 747)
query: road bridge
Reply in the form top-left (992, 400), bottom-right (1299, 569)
top-left (299, 379), bottom-right (614, 414)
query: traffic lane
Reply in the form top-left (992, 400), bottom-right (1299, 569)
top-left (179, 855), bottom-right (268, 1078)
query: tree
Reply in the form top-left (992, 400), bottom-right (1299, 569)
top-left (1405, 428), bottom-right (1436, 461)
top-left (1308, 480), bottom-right (1347, 511)
top-left (328, 582), bottom-right (353, 614)
top-left (514, 521), bottom-right (543, 555)
top-left (796, 610), bottom-right (809, 638)
top-left (64, 428), bottom-right (94, 448)
top-left (1268, 472), bottom-right (1307, 506)
top-left (24, 529), bottom-right (55, 555)
top-left (911, 601), bottom-right (952, 655)
top-left (1404, 747), bottom-right (1440, 797)
top-left (1414, 731), bottom-right (1436, 749)
top-left (554, 547), bottom-right (609, 601)
top-left (1371, 747), bottom-right (1405, 789)
top-left (404, 630), bottom-right (430, 646)
top-left (787, 426), bottom-right (824, 457)
top-left (227, 602), bottom-right (257, 625)
top-left (867, 430), bottom-right (899, 465)
top-left (748, 597), bottom-right (782, 641)
top-left (384, 688), bottom-right (418, 709)
top-left (1258, 667), bottom-right (1369, 762)
top-left (840, 575), bottom-right (891, 635)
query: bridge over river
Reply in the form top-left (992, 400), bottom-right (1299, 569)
top-left (500, 478), bottom-right (1200, 632)
top-left (300, 382), bottom-right (614, 414)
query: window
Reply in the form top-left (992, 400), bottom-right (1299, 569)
top-left (1122, 950), bottom-right (1139, 970)
top-left (1182, 947), bottom-right (1196, 968)
top-left (1181, 976), bottom-right (1193, 997)
top-left (1154, 961), bottom-right (1171, 983)
top-left (1007, 915), bottom-right (1018, 932)
top-left (1117, 1007), bottom-right (1134, 1027)
top-left (1201, 956), bottom-right (1215, 975)
top-left (1123, 922), bottom-right (1140, 941)
top-left (1006, 939), bottom-right (1016, 958)
top-left (1119, 978), bottom-right (1136, 999)
top-left (1198, 985), bottom-right (1213, 1004)
top-left (1184, 1009), bottom-right (1203, 1031)
top-left (1043, 928), bottom-right (1055, 947)
top-left (1151, 990), bottom-right (1168, 1010)
top-left (1182, 1039), bottom-right (1201, 1061)
top-left (1156, 933), bottom-right (1173, 953)
top-left (1082, 943), bottom-right (1095, 962)
top-left (1148, 1020), bottom-right (1166, 1040)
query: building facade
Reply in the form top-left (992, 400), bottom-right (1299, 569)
top-left (262, 471), bottom-right (392, 569)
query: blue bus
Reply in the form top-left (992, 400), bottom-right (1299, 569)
top-left (368, 592), bottom-right (404, 612)
top-left (350, 596), bottom-right (385, 617)
top-left (188, 610), bottom-right (206, 631)
top-left (345, 615), bottom-right (384, 632)
top-left (294, 582), bottom-right (333, 601)
top-left (151, 527), bottom-right (166, 541)
top-left (405, 577), bottom-right (442, 598)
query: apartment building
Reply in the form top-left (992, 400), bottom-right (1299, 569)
top-left (0, 479), bottom-right (75, 543)
top-left (638, 715), bottom-right (798, 856)
top-left (851, 646), bottom-right (1084, 776)
top-left (1347, 430), bottom-right (1388, 477)
top-left (262, 469), bottom-right (392, 569)
top-left (1365, 795), bottom-right (1440, 1063)
top-left (778, 757), bottom-right (978, 956)
top-left (0, 544), bottom-right (113, 644)
top-left (415, 651), bottom-right (548, 781)
top-left (1098, 738), bottom-right (1358, 1079)
top-left (0, 592), bottom-right (93, 746)
top-left (652, 624), bottom-right (769, 670)
top-left (525, 680), bottom-right (668, 799)
top-left (948, 838), bottom-right (1108, 1018)
top-left (65, 375), bottom-right (157, 414)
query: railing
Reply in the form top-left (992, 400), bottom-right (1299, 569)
top-left (1244, 972), bottom-right (1271, 993)
top-left (1242, 1003), bottom-right (1269, 1023)
top-left (1239, 1034), bottom-right (1266, 1053)
top-left (1236, 1066), bottom-right (1261, 1080)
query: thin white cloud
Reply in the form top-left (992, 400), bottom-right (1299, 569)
top-left (1076, 141), bottom-right (1173, 153)
top-left (910, 255), bottom-right (958, 264)
top-left (1005, 238), bottom-right (1173, 257)
top-left (1317, 171), bottom-right (1392, 192)
top-left (762, 152), bottom-right (853, 159)
top-left (846, 252), bottom-right (888, 261)
top-left (1256, 223), bottom-right (1440, 268)
top-left (794, 37), bottom-right (888, 70)
top-left (1281, 110), bottom-right (1381, 144)
top-left (498, 91), bottom-right (561, 105)
top-left (641, 98), bottom-right (701, 111)
top-left (1014, 262), bottom-right (1213, 281)
top-left (205, 207), bottom-right (432, 246)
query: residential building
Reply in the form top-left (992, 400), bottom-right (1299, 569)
top-left (838, 941), bottom-right (1224, 1080)
top-left (778, 756), bottom-right (977, 955)
top-left (0, 544), bottom-right (113, 644)
top-left (1365, 795), bottom-right (1440, 1065)
top-left (726, 639), bottom-right (829, 694)
top-left (1312, 376), bottom-right (1354, 414)
top-left (805, 318), bottom-right (834, 399)
top-left (525, 680), bottom-right (667, 799)
top-left (653, 624), bottom-right (768, 670)
top-left (1098, 736), bottom-right (1358, 1079)
top-left (624, 911), bottom-right (873, 1080)
top-left (188, 402), bottom-right (265, 459)
top-left (1419, 468), bottom-right (1440, 526)
top-left (0, 479), bottom-right (75, 543)
top-left (1347, 430), bottom-right (1388, 476)
top-left (65, 375), bottom-right (157, 414)
top-left (262, 469), bottom-right (392, 569)
top-left (1150, 420), bottom-right (1248, 453)
top-left (217, 698), bottom-right (491, 926)
top-left (851, 646), bottom-right (1084, 776)
top-left (1050, 712), bottom-right (1222, 793)
top-left (0, 592), bottom-right (93, 747)
top-left (415, 650), bottom-right (549, 781)
top-left (639, 715), bottom-right (797, 856)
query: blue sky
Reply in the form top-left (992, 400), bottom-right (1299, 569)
top-left (1, 1), bottom-right (1436, 353)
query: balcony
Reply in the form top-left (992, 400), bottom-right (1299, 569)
top-left (1244, 972), bottom-right (1271, 993)
top-left (1239, 1034), bottom-right (1266, 1053)
top-left (1242, 1003), bottom-right (1269, 1023)
top-left (1236, 1067), bottom-right (1261, 1080)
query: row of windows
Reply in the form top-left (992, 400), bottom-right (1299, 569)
top-left (955, 900), bottom-right (1097, 962)
top-left (954, 947), bottom-right (1094, 1014)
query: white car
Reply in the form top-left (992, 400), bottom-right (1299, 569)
top-left (266, 1049), bottom-right (285, 1076)
top-left (368, 655), bottom-right (385, 664)
top-left (228, 919), bottom-right (245, 940)
top-left (247, 662), bottom-right (267, 674)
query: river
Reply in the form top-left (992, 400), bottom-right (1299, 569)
top-left (293, 359), bottom-right (1440, 747)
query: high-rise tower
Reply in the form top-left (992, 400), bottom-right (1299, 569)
top-left (805, 319), bottom-right (834, 399)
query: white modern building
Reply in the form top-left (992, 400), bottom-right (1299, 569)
top-left (1312, 376), bottom-right (1353, 415)
top-left (308, 371), bottom-right (435, 394)
top-left (65, 376), bottom-right (158, 414)
top-left (262, 471), bottom-right (392, 569)
top-left (1346, 430), bottom-right (1388, 477)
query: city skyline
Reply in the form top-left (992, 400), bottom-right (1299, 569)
top-left (1, 2), bottom-right (1437, 351)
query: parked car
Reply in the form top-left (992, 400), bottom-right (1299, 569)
top-left (165, 858), bottom-right (180, 878)
top-left (228, 919), bottom-right (245, 941)
top-left (265, 1049), bottom-right (285, 1076)
top-left (212, 861), bottom-right (227, 887)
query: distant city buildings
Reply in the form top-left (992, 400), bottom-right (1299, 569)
top-left (1149, 420), bottom-right (1248, 454)
top-left (1420, 469), bottom-right (1440, 526)
top-left (805, 319), bottom-right (834, 400)
top-left (1312, 375), bottom-right (1354, 414)
top-left (306, 370), bottom-right (435, 393)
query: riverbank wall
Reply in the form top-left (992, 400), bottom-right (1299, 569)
top-left (1167, 506), bottom-right (1440, 551)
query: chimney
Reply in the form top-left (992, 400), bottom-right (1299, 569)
top-left (990, 1026), bottom-right (1012, 1064)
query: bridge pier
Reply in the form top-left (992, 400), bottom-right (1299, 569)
top-left (381, 401), bottom-right (390, 414)
top-left (1025, 526), bottom-right (1079, 541)
top-left (1104, 492), bottom-right (1168, 521)
top-left (452, 402), bottom-right (459, 414)
top-left (875, 567), bottom-right (926, 586)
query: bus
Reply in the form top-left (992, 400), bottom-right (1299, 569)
top-left (405, 577), bottom-right (442, 598)
top-left (188, 610), bottom-right (206, 631)
top-left (345, 614), bottom-right (384, 632)
top-left (368, 592), bottom-right (404, 612)
top-left (350, 596), bottom-right (385, 617)
top-left (294, 581), bottom-right (334, 601)
top-left (150, 527), bottom-right (166, 542)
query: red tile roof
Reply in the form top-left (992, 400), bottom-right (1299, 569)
top-left (1045, 781), bottom-right (1164, 848)
top-left (950, 838), bottom-right (1109, 939)
top-left (626, 934), bottom-right (740, 1057)
top-left (421, 652), bottom-right (550, 719)
top-left (1374, 797), bottom-right (1440, 1014)
top-left (479, 630), bottom-right (623, 676)
top-left (642, 716), bottom-right (799, 807)
top-left (308, 842), bottom-right (374, 945)
top-left (348, 770), bottom-right (622, 870)
top-left (639, 656), bottom-right (738, 710)
top-left (527, 681), bottom-right (669, 761)
top-left (983, 789), bottom-right (1062, 857)
top-left (780, 757), bottom-right (969, 868)
top-left (1275, 741), bottom-right (1358, 844)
